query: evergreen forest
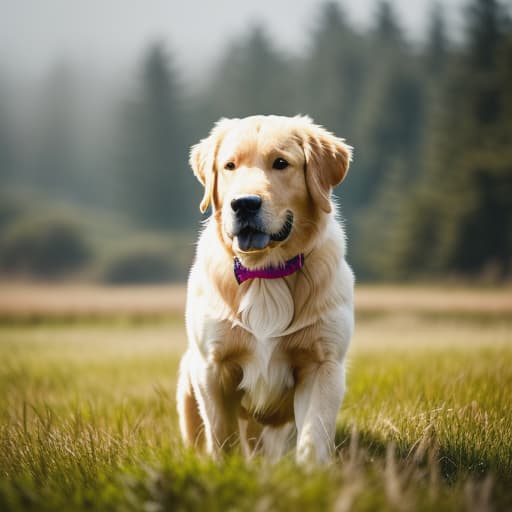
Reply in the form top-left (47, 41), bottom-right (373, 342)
top-left (1, 0), bottom-right (511, 282)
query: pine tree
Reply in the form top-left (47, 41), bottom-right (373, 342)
top-left (351, 1), bottom-right (424, 208)
top-left (442, 4), bottom-right (512, 276)
top-left (302, 2), bottom-right (367, 138)
top-left (30, 63), bottom-right (80, 199)
top-left (426, 2), bottom-right (449, 74)
top-left (374, 5), bottom-right (452, 279)
top-left (374, 0), bottom-right (404, 46)
top-left (466, 0), bottom-right (508, 70)
top-left (387, 0), bottom-right (512, 279)
top-left (117, 42), bottom-right (195, 229)
top-left (204, 25), bottom-right (294, 120)
top-left (0, 84), bottom-right (13, 185)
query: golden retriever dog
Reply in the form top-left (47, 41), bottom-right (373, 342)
top-left (177, 115), bottom-right (354, 464)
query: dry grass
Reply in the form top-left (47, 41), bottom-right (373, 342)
top-left (0, 283), bottom-right (511, 510)
top-left (355, 284), bottom-right (512, 315)
top-left (0, 282), bottom-right (511, 320)
top-left (0, 282), bottom-right (187, 320)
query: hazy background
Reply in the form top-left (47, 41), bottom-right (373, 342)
top-left (1, 0), bottom-right (466, 79)
top-left (0, 0), bottom-right (511, 283)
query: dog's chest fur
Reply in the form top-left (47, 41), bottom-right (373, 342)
top-left (236, 278), bottom-right (295, 415)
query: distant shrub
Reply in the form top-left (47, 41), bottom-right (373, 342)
top-left (0, 195), bottom-right (30, 233)
top-left (0, 215), bottom-right (91, 278)
top-left (98, 240), bottom-right (185, 284)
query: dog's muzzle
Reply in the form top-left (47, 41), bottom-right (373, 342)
top-left (229, 195), bottom-right (294, 252)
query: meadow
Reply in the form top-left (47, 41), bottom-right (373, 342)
top-left (0, 284), bottom-right (511, 511)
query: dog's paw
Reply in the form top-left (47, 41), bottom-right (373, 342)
top-left (296, 433), bottom-right (331, 466)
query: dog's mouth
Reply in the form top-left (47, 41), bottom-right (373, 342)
top-left (233, 212), bottom-right (294, 252)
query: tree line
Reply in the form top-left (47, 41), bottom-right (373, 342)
top-left (0, 0), bottom-right (511, 281)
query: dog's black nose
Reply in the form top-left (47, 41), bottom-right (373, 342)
top-left (231, 195), bottom-right (262, 216)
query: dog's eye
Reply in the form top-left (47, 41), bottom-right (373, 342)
top-left (272, 158), bottom-right (289, 170)
top-left (224, 161), bottom-right (236, 171)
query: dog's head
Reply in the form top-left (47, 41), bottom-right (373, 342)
top-left (190, 115), bottom-right (352, 268)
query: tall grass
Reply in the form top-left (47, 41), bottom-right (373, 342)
top-left (0, 307), bottom-right (511, 510)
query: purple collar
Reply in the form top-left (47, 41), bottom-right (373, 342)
top-left (234, 254), bottom-right (304, 284)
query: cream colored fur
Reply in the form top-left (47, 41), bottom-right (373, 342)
top-left (177, 115), bottom-right (354, 464)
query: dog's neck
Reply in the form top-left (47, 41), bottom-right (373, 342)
top-left (233, 254), bottom-right (304, 284)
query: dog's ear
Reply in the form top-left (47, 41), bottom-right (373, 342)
top-left (190, 138), bottom-right (215, 214)
top-left (300, 118), bottom-right (352, 214)
top-left (190, 119), bottom-right (233, 213)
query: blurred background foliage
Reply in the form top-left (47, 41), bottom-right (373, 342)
top-left (0, 0), bottom-right (510, 283)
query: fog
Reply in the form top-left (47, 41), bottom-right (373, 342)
top-left (1, 0), bottom-right (510, 283)
top-left (1, 0), bottom-right (465, 82)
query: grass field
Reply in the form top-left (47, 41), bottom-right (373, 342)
top-left (0, 284), bottom-right (511, 511)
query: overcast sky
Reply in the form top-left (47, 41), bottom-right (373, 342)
top-left (1, 0), bottom-right (467, 81)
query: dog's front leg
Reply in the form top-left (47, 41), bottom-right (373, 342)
top-left (192, 360), bottom-right (242, 457)
top-left (293, 359), bottom-right (345, 464)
